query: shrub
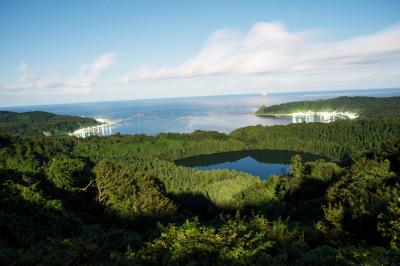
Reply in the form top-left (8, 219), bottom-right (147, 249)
top-left (46, 157), bottom-right (87, 190)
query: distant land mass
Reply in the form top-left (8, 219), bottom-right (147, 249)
top-left (256, 96), bottom-right (400, 119)
top-left (0, 111), bottom-right (98, 136)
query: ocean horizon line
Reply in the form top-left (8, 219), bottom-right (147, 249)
top-left (2, 86), bottom-right (400, 109)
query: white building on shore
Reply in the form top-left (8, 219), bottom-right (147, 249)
top-left (69, 118), bottom-right (120, 138)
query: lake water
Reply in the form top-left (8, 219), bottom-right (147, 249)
top-left (175, 150), bottom-right (324, 179)
top-left (4, 88), bottom-right (400, 135)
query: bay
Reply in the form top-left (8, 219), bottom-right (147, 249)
top-left (4, 88), bottom-right (400, 135)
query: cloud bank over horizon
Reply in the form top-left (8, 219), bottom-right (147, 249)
top-left (1, 53), bottom-right (116, 93)
top-left (1, 21), bottom-right (400, 105)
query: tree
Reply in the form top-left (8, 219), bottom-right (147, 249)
top-left (46, 157), bottom-right (87, 190)
top-left (93, 160), bottom-right (176, 219)
top-left (290, 155), bottom-right (304, 178)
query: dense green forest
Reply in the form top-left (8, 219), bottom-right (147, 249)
top-left (0, 111), bottom-right (98, 136)
top-left (1, 112), bottom-right (400, 265)
top-left (256, 96), bottom-right (400, 118)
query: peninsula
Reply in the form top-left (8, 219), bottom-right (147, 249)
top-left (0, 111), bottom-right (98, 136)
top-left (256, 96), bottom-right (400, 119)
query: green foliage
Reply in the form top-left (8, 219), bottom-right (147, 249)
top-left (0, 177), bottom-right (81, 248)
top-left (0, 118), bottom-right (400, 264)
top-left (370, 138), bottom-right (400, 173)
top-left (134, 216), bottom-right (303, 265)
top-left (233, 179), bottom-right (278, 209)
top-left (322, 158), bottom-right (397, 246)
top-left (94, 160), bottom-right (176, 219)
top-left (46, 157), bottom-right (87, 190)
top-left (230, 119), bottom-right (400, 161)
top-left (256, 96), bottom-right (400, 118)
top-left (0, 135), bottom-right (76, 175)
top-left (290, 155), bottom-right (304, 178)
top-left (335, 246), bottom-right (398, 266)
top-left (377, 184), bottom-right (400, 250)
top-left (68, 117), bottom-right (400, 165)
top-left (304, 160), bottom-right (344, 182)
top-left (0, 111), bottom-right (97, 136)
top-left (73, 130), bottom-right (247, 162)
top-left (322, 202), bottom-right (344, 231)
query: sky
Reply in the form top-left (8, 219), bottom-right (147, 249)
top-left (0, 0), bottom-right (399, 107)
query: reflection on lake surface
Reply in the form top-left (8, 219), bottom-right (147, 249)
top-left (175, 150), bottom-right (323, 179)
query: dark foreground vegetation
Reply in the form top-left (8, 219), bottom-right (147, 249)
top-left (256, 96), bottom-right (400, 118)
top-left (0, 111), bottom-right (98, 136)
top-left (1, 117), bottom-right (400, 265)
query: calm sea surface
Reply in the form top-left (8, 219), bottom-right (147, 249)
top-left (4, 88), bottom-right (400, 135)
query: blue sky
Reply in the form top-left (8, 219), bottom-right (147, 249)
top-left (0, 0), bottom-right (399, 107)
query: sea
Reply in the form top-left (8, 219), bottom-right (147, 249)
top-left (4, 88), bottom-right (400, 136)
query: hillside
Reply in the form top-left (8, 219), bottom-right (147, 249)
top-left (0, 111), bottom-right (98, 136)
top-left (256, 96), bottom-right (400, 118)
top-left (1, 120), bottom-right (400, 264)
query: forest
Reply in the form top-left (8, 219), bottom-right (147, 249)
top-left (1, 112), bottom-right (400, 265)
top-left (0, 111), bottom-right (98, 136)
top-left (256, 96), bottom-right (400, 118)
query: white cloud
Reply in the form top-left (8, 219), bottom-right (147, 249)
top-left (126, 22), bottom-right (400, 82)
top-left (1, 53), bottom-right (116, 93)
top-left (65, 52), bottom-right (116, 93)
top-left (3, 22), bottom-right (400, 102)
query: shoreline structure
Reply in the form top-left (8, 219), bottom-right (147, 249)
top-left (69, 118), bottom-right (120, 138)
top-left (71, 110), bottom-right (359, 138)
top-left (256, 111), bottom-right (359, 123)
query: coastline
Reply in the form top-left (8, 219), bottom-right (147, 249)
top-left (69, 118), bottom-right (120, 138)
top-left (255, 111), bottom-right (359, 123)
